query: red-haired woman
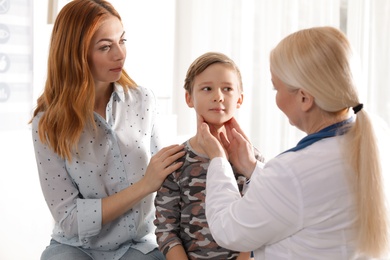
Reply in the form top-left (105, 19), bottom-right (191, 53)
top-left (30, 1), bottom-right (184, 259)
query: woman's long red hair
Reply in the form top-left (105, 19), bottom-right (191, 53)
top-left (31, 0), bottom-right (136, 161)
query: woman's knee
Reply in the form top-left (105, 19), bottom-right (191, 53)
top-left (120, 248), bottom-right (165, 260)
top-left (41, 240), bottom-right (91, 260)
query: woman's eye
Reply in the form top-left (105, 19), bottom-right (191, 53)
top-left (100, 45), bottom-right (111, 51)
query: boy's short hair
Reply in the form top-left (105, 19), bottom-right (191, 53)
top-left (184, 52), bottom-right (243, 94)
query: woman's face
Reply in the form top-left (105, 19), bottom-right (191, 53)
top-left (186, 63), bottom-right (243, 128)
top-left (271, 72), bottom-right (301, 127)
top-left (88, 15), bottom-right (126, 86)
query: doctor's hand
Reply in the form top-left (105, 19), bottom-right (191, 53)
top-left (197, 115), bottom-right (227, 160)
top-left (220, 117), bottom-right (257, 178)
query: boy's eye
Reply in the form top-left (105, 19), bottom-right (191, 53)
top-left (223, 87), bottom-right (233, 91)
top-left (120, 38), bottom-right (127, 44)
top-left (201, 87), bottom-right (211, 91)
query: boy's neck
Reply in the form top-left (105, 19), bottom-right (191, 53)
top-left (189, 136), bottom-right (206, 155)
top-left (190, 124), bottom-right (226, 156)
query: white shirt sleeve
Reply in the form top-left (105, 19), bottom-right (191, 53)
top-left (205, 157), bottom-right (303, 252)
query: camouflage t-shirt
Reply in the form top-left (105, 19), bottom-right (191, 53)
top-left (154, 140), bottom-right (248, 260)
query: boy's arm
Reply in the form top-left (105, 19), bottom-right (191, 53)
top-left (237, 251), bottom-right (254, 260)
top-left (154, 172), bottom-right (184, 256)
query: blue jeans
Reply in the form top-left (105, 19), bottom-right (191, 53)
top-left (41, 239), bottom-right (165, 260)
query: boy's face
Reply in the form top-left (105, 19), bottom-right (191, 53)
top-left (186, 63), bottom-right (243, 128)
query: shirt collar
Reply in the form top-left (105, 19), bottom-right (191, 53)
top-left (112, 82), bottom-right (125, 102)
top-left (280, 117), bottom-right (353, 155)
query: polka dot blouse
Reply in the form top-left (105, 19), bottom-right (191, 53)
top-left (31, 85), bottom-right (162, 260)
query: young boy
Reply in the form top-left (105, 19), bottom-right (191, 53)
top-left (154, 52), bottom-right (262, 259)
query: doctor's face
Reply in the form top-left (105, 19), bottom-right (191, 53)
top-left (271, 72), bottom-right (300, 127)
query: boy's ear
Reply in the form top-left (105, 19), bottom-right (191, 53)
top-left (236, 93), bottom-right (244, 108)
top-left (185, 91), bottom-right (194, 108)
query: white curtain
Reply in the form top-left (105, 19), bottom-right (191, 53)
top-left (347, 0), bottom-right (390, 123)
top-left (171, 0), bottom-right (390, 159)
